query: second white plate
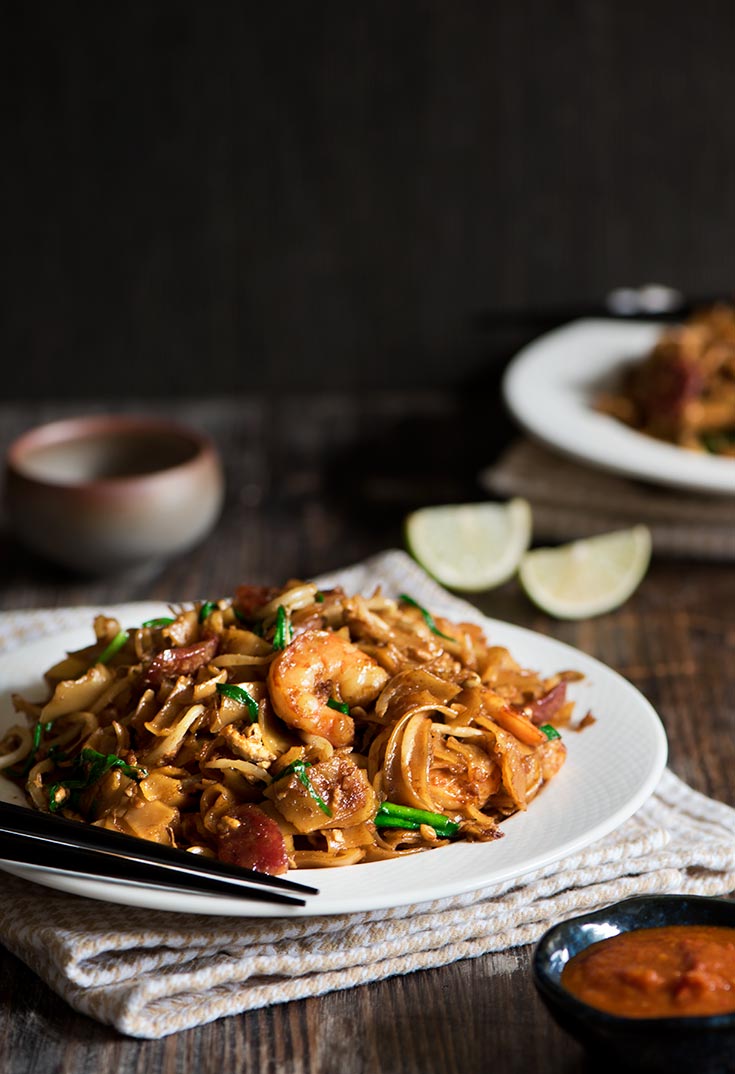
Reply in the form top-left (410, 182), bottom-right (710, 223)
top-left (502, 318), bottom-right (735, 496)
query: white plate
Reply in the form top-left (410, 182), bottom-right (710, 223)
top-left (502, 318), bottom-right (735, 496)
top-left (0, 595), bottom-right (667, 917)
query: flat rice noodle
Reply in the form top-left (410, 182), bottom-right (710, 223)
top-left (47, 711), bottom-right (99, 751)
top-left (162, 610), bottom-right (198, 647)
top-left (292, 847), bottom-right (365, 868)
top-left (299, 732), bottom-right (334, 763)
top-left (192, 668), bottom-right (227, 702)
top-left (342, 595), bottom-right (395, 644)
top-left (258, 700), bottom-right (299, 756)
top-left (200, 782), bottom-right (240, 834)
top-left (428, 734), bottom-right (499, 811)
top-left (324, 821), bottom-right (376, 850)
top-left (26, 759), bottom-right (55, 809)
top-left (474, 715), bottom-right (531, 811)
top-left (41, 664), bottom-right (114, 721)
top-left (43, 652), bottom-right (96, 686)
top-left (114, 796), bottom-right (178, 844)
top-left (206, 758), bottom-right (271, 783)
top-left (0, 726), bottom-right (32, 770)
top-left (209, 685), bottom-right (266, 734)
top-left (143, 678), bottom-right (193, 734)
top-left (257, 583), bottom-right (318, 619)
top-left (89, 676), bottom-right (130, 715)
top-left (221, 627), bottom-right (272, 657)
top-left (10, 693), bottom-right (43, 721)
top-left (382, 711), bottom-right (435, 811)
top-left (480, 646), bottom-right (523, 685)
top-left (212, 653), bottom-right (274, 668)
top-left (375, 667), bottom-right (461, 722)
top-left (143, 703), bottom-right (205, 765)
top-left (138, 769), bottom-right (189, 807)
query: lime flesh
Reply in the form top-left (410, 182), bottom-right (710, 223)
top-left (405, 499), bottom-right (532, 592)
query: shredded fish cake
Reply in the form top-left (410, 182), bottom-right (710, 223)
top-left (0, 583), bottom-right (580, 875)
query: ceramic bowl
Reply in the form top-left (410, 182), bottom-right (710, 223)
top-left (5, 415), bottom-right (225, 572)
top-left (533, 894), bottom-right (735, 1074)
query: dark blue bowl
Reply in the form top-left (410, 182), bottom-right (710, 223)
top-left (533, 894), bottom-right (735, 1074)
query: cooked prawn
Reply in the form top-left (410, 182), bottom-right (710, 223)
top-left (267, 629), bottom-right (389, 746)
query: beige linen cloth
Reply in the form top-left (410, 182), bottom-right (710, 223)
top-left (1, 551), bottom-right (734, 1040)
top-left (481, 438), bottom-right (735, 559)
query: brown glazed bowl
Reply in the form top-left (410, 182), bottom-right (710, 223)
top-left (5, 416), bottom-right (225, 573)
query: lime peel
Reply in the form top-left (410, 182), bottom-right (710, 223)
top-left (404, 499), bottom-right (532, 592)
top-left (519, 525), bottom-right (652, 619)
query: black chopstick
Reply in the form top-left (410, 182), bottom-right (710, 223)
top-left (0, 831), bottom-right (305, 906)
top-left (0, 801), bottom-right (318, 905)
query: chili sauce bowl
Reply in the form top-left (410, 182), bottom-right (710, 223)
top-left (533, 895), bottom-right (735, 1074)
top-left (5, 415), bottom-right (225, 573)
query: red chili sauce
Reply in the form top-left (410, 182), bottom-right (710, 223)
top-left (561, 925), bottom-right (735, 1018)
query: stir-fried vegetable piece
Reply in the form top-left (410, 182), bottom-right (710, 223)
top-left (274, 759), bottom-right (332, 816)
top-left (141, 617), bottom-right (175, 629)
top-left (326, 698), bottom-right (350, 715)
top-left (48, 748), bottom-right (147, 813)
top-left (374, 801), bottom-right (459, 837)
top-left (272, 605), bottom-right (292, 650)
top-left (97, 630), bottom-right (128, 665)
top-left (398, 594), bottom-right (456, 642)
top-left (216, 682), bottom-right (259, 722)
top-left (539, 723), bottom-right (562, 741)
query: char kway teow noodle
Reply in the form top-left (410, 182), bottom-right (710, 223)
top-left (0, 583), bottom-right (582, 876)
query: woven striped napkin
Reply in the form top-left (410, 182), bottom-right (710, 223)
top-left (1, 551), bottom-right (734, 1039)
top-left (481, 438), bottom-right (735, 559)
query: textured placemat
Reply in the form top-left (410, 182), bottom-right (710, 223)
top-left (481, 438), bottom-right (735, 558)
top-left (1, 551), bottom-right (734, 1039)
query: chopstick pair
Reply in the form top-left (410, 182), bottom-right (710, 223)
top-left (0, 801), bottom-right (318, 907)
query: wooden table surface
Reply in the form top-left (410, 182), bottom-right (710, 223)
top-left (1, 394), bottom-right (733, 1074)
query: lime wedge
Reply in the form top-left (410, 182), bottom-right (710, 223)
top-left (405, 499), bottom-right (532, 591)
top-left (519, 525), bottom-right (652, 619)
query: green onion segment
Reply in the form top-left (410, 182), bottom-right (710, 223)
top-left (398, 594), bottom-right (456, 643)
top-left (274, 759), bottom-right (332, 816)
top-left (540, 723), bottom-right (561, 741)
top-left (272, 605), bottom-right (292, 650)
top-left (216, 682), bottom-right (259, 722)
top-left (374, 801), bottom-right (459, 837)
top-left (9, 717), bottom-right (53, 777)
top-left (97, 630), bottom-right (129, 665)
top-left (199, 601), bottom-right (218, 623)
top-left (326, 698), bottom-right (350, 715)
top-left (141, 617), bottom-right (175, 629)
top-left (48, 748), bottom-right (147, 813)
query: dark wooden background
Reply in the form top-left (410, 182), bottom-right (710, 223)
top-left (4, 0), bottom-right (735, 399)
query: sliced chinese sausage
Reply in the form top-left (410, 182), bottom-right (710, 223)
top-left (144, 636), bottom-right (220, 686)
top-left (216, 803), bottom-right (289, 875)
